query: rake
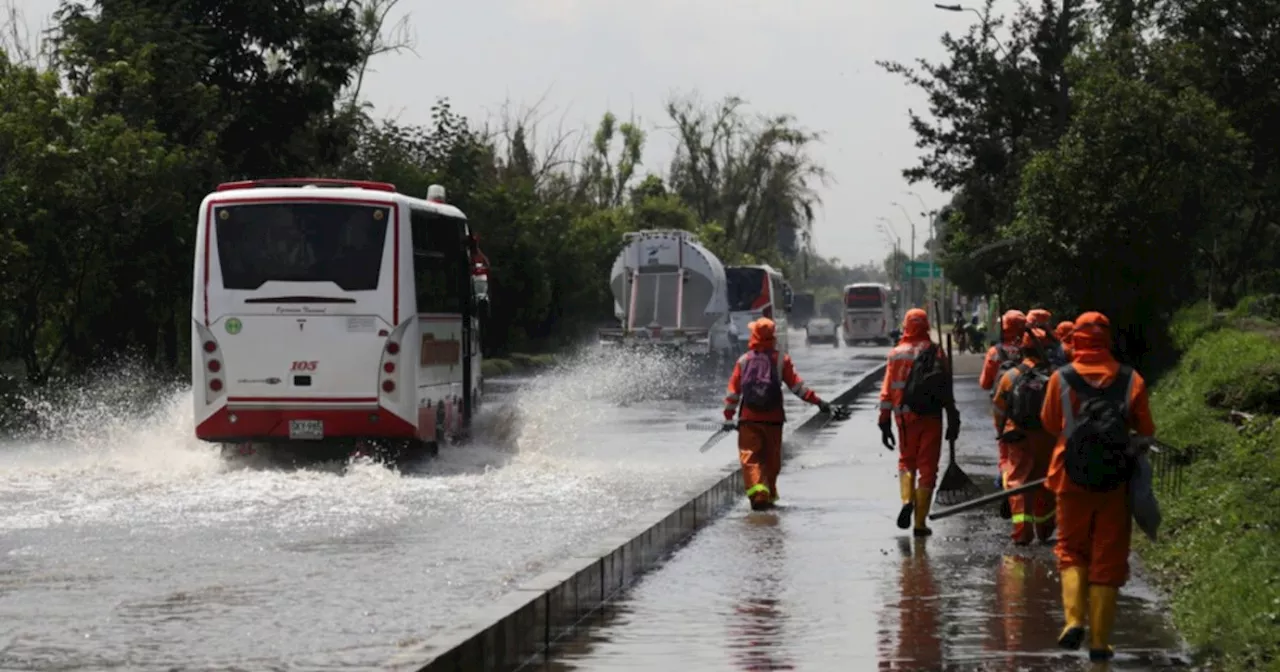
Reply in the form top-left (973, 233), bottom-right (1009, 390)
top-left (934, 437), bottom-right (984, 507)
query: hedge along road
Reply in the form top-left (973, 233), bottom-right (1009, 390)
top-left (545, 372), bottom-right (1190, 671)
top-left (0, 333), bottom-right (874, 670)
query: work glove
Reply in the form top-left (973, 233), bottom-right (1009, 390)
top-left (879, 418), bottom-right (896, 451)
top-left (724, 408), bottom-right (735, 422)
top-left (945, 407), bottom-right (961, 442)
top-left (722, 421), bottom-right (737, 432)
top-left (818, 401), bottom-right (832, 415)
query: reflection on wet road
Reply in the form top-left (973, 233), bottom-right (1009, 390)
top-left (547, 377), bottom-right (1189, 671)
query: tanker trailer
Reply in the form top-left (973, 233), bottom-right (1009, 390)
top-left (598, 230), bottom-right (733, 360)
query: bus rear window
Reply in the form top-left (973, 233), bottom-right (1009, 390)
top-left (845, 287), bottom-right (884, 309)
top-left (214, 202), bottom-right (389, 291)
top-left (726, 268), bottom-right (767, 312)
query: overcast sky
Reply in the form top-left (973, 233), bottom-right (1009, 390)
top-left (17, 0), bottom-right (1015, 268)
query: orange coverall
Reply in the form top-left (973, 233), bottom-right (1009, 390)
top-left (1039, 311), bottom-right (1155, 660)
top-left (724, 318), bottom-right (823, 507)
top-left (981, 310), bottom-right (1027, 476)
top-left (991, 351), bottom-right (1057, 544)
top-left (878, 309), bottom-right (957, 534)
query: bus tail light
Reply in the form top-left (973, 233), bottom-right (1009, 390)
top-left (194, 320), bottom-right (226, 406)
top-left (382, 380), bottom-right (395, 393)
top-left (386, 341), bottom-right (399, 354)
top-left (384, 362), bottom-right (395, 373)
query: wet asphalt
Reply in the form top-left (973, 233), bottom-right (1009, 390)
top-left (540, 362), bottom-right (1190, 671)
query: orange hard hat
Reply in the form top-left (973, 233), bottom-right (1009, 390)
top-left (1027, 308), bottom-right (1052, 327)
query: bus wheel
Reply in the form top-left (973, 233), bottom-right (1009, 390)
top-left (393, 438), bottom-right (437, 469)
top-left (220, 442), bottom-right (256, 460)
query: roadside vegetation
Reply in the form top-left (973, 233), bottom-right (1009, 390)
top-left (886, 1), bottom-right (1280, 667)
top-left (1139, 302), bottom-right (1280, 671)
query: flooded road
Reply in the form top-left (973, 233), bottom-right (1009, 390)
top-left (0, 335), bottom-right (871, 670)
top-left (547, 377), bottom-right (1189, 671)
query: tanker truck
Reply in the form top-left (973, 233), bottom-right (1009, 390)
top-left (598, 229), bottom-right (735, 362)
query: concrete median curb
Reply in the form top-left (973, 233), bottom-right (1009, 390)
top-left (383, 363), bottom-right (887, 672)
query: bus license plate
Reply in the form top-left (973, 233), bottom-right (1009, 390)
top-left (289, 420), bottom-right (323, 440)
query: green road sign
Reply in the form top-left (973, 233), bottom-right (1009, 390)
top-left (902, 260), bottom-right (943, 279)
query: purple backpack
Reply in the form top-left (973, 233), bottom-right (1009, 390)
top-left (740, 351), bottom-right (783, 412)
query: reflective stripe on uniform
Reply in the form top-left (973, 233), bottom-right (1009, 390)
top-left (1033, 509), bottom-right (1055, 524)
top-left (879, 401), bottom-right (894, 410)
top-left (746, 483), bottom-right (771, 497)
top-left (1012, 512), bottom-right (1033, 524)
top-left (891, 381), bottom-right (906, 390)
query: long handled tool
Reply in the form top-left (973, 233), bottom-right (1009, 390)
top-left (689, 421), bottom-right (737, 452)
top-left (686, 405), bottom-right (853, 453)
top-left (930, 477), bottom-right (1046, 520)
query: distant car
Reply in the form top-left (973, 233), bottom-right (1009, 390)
top-left (806, 318), bottom-right (839, 347)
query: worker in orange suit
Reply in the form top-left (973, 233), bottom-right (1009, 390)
top-left (981, 309), bottom-right (1027, 483)
top-left (878, 308), bottom-right (960, 536)
top-left (724, 317), bottom-right (832, 511)
top-left (980, 310), bottom-right (1027, 393)
top-left (1056, 321), bottom-right (1075, 361)
top-left (1039, 311), bottom-right (1155, 662)
top-left (991, 327), bottom-right (1057, 545)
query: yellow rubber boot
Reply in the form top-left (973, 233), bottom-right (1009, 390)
top-left (1088, 584), bottom-right (1119, 661)
top-left (913, 487), bottom-right (933, 536)
top-left (1057, 566), bottom-right (1088, 649)
top-left (896, 471), bottom-right (915, 530)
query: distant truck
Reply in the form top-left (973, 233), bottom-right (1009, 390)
top-left (599, 229), bottom-right (735, 362)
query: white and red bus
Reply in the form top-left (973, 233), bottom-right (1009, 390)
top-left (725, 264), bottom-right (792, 355)
top-left (191, 178), bottom-right (490, 464)
top-left (842, 282), bottom-right (894, 345)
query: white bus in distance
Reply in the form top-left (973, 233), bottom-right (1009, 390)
top-left (725, 264), bottom-right (793, 356)
top-left (842, 282), bottom-right (894, 346)
top-left (191, 178), bottom-right (491, 467)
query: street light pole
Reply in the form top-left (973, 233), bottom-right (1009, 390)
top-left (906, 190), bottom-right (942, 318)
top-left (935, 3), bottom-right (1008, 57)
top-left (876, 217), bottom-right (905, 307)
top-left (889, 202), bottom-right (918, 307)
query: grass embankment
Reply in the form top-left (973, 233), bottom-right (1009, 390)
top-left (480, 352), bottom-right (559, 379)
top-left (1141, 300), bottom-right (1280, 671)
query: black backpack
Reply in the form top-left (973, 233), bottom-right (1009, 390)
top-left (1060, 365), bottom-right (1135, 492)
top-left (1006, 362), bottom-right (1051, 430)
top-left (902, 344), bottom-right (951, 415)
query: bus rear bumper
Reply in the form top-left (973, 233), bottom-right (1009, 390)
top-left (195, 405), bottom-right (419, 444)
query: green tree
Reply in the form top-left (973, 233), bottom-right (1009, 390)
top-left (1008, 41), bottom-right (1249, 365)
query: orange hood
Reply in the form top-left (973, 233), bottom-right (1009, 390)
top-left (1071, 311), bottom-right (1113, 364)
top-left (748, 318), bottom-right (777, 351)
top-left (900, 308), bottom-right (930, 343)
top-left (1001, 310), bottom-right (1027, 344)
top-left (1055, 320), bottom-right (1074, 342)
top-left (1022, 326), bottom-right (1051, 352)
top-left (1027, 308), bottom-right (1052, 329)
